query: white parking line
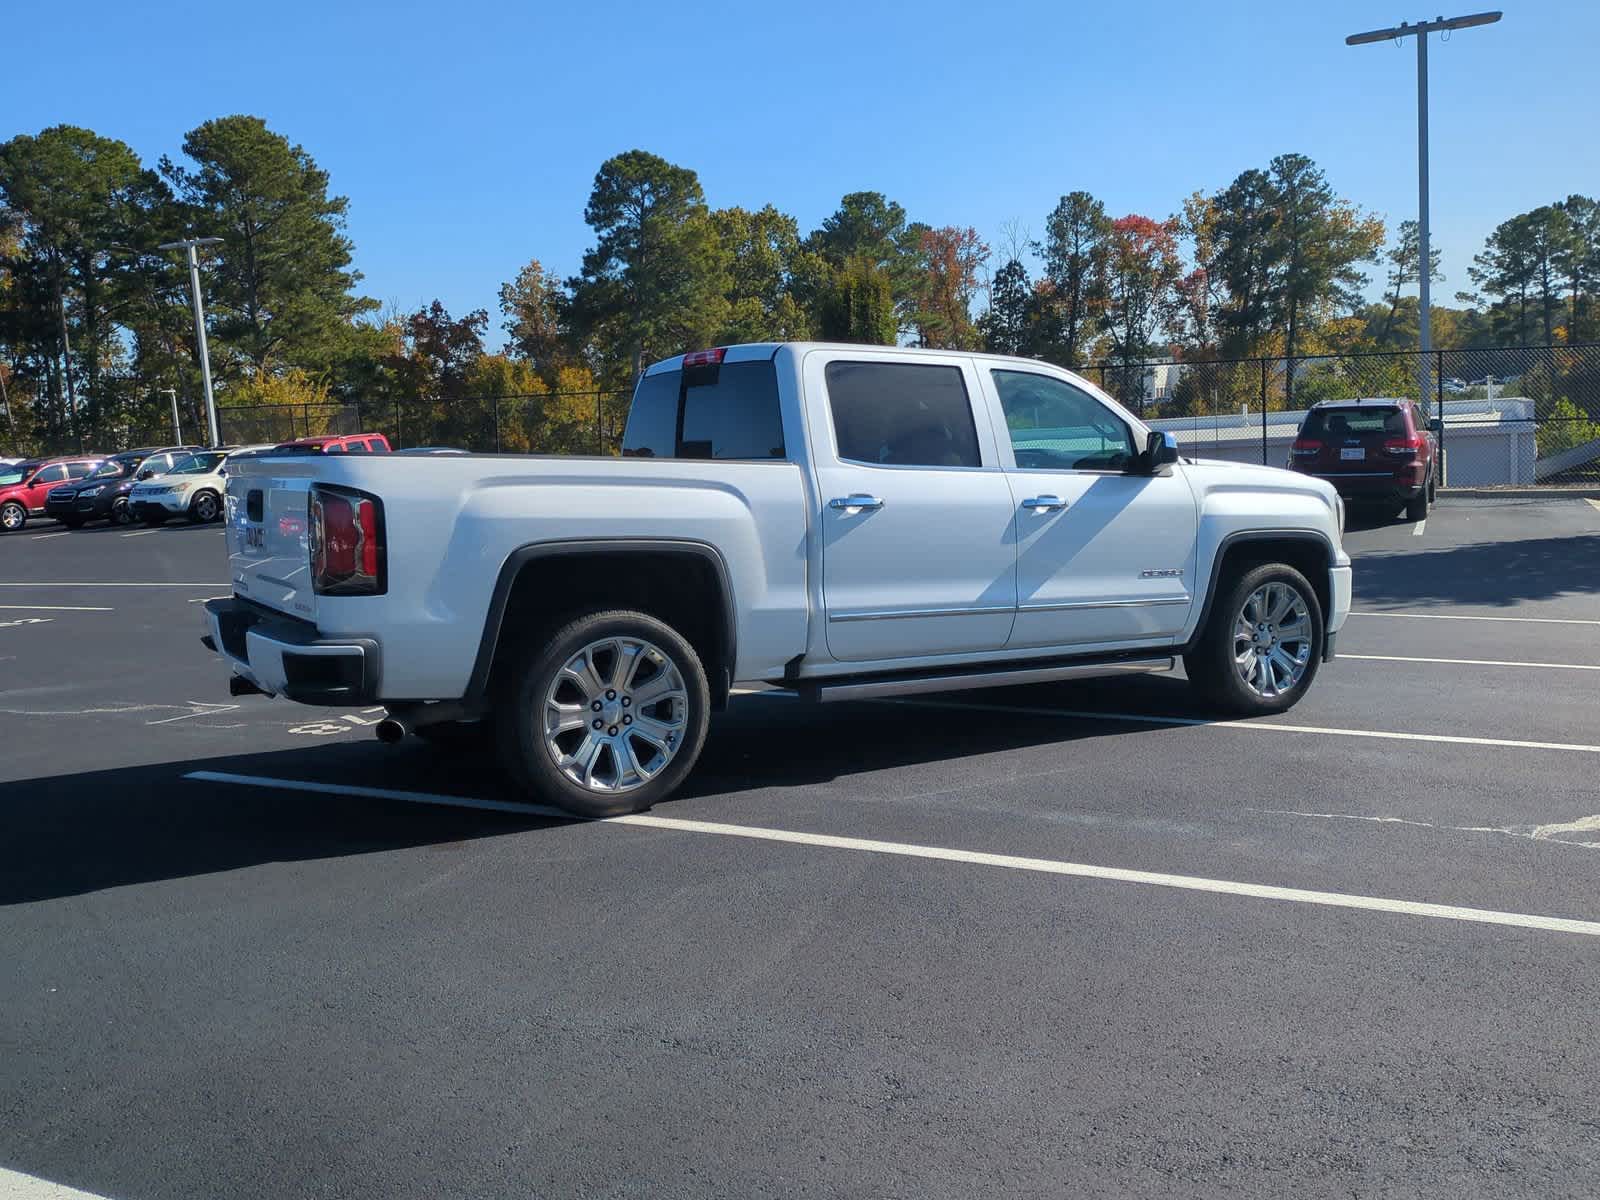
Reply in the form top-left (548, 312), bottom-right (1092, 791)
top-left (120, 528), bottom-right (163, 538)
top-left (0, 1166), bottom-right (115, 1198)
top-left (1586, 498), bottom-right (1600, 513)
top-left (0, 582), bottom-right (226, 588)
top-left (1412, 519), bottom-right (1426, 536)
top-left (1350, 610), bottom-right (1600, 626)
top-left (28, 532), bottom-right (68, 541)
top-left (0, 605), bottom-right (113, 612)
top-left (183, 770), bottom-right (1600, 939)
top-left (1342, 653), bottom-right (1600, 671)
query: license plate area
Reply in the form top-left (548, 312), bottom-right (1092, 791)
top-left (1340, 447), bottom-right (1365, 461)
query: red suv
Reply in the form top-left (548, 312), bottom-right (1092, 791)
top-left (272, 433), bottom-right (391, 455)
top-left (1289, 399), bottom-right (1438, 521)
top-left (0, 456), bottom-right (104, 533)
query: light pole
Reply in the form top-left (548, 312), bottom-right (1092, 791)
top-left (158, 236), bottom-right (224, 447)
top-left (1347, 11), bottom-right (1500, 441)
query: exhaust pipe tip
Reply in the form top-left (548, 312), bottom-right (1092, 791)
top-left (375, 717), bottom-right (407, 745)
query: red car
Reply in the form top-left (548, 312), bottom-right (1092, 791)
top-left (0, 456), bottom-right (104, 533)
top-left (272, 433), bottom-right (391, 455)
top-left (1289, 399), bottom-right (1438, 521)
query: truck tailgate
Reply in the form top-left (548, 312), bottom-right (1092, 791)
top-left (226, 461), bottom-right (317, 621)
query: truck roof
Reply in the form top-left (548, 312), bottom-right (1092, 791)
top-left (643, 342), bottom-right (1111, 378)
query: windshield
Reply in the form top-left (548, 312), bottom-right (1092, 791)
top-left (0, 471), bottom-right (22, 487)
top-left (168, 452), bottom-right (225, 475)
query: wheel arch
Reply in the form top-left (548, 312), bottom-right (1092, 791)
top-left (1181, 529), bottom-right (1334, 654)
top-left (465, 538), bottom-right (738, 712)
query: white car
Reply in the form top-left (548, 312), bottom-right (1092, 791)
top-left (206, 343), bottom-right (1351, 818)
top-left (130, 445), bottom-right (271, 525)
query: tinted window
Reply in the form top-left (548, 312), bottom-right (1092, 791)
top-left (33, 464), bottom-right (67, 484)
top-left (66, 462), bottom-right (95, 478)
top-left (825, 361), bottom-right (981, 468)
top-left (993, 370), bottom-right (1137, 471)
top-left (622, 360), bottom-right (785, 460)
top-left (1301, 407), bottom-right (1407, 438)
top-left (346, 440), bottom-right (371, 454)
top-left (368, 439), bottom-right (390, 454)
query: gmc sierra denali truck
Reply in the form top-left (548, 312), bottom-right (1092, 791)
top-left (203, 343), bottom-right (1352, 817)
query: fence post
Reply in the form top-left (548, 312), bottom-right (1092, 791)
top-left (596, 392), bottom-right (603, 455)
top-left (393, 399), bottom-right (402, 450)
top-left (493, 395), bottom-right (501, 453)
top-left (1260, 359), bottom-right (1269, 465)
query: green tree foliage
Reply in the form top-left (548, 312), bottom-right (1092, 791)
top-left (1554, 195), bottom-right (1598, 342)
top-left (711, 204), bottom-right (814, 343)
top-left (1467, 206), bottom-right (1570, 345)
top-left (161, 116), bottom-right (374, 383)
top-left (1210, 169), bottom-right (1278, 358)
top-left (1537, 395), bottom-right (1600, 459)
top-left (805, 191), bottom-right (924, 333)
top-left (1100, 215), bottom-right (1181, 409)
top-left (498, 257), bottom-right (570, 385)
top-left (1037, 191), bottom-right (1110, 367)
top-left (1374, 219), bottom-right (1443, 348)
top-left (817, 256), bottom-right (897, 345)
top-left (981, 258), bottom-right (1033, 355)
top-left (567, 149), bottom-right (729, 388)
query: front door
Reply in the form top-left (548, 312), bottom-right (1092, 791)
top-left (980, 367), bottom-right (1199, 650)
top-left (806, 352), bottom-right (1018, 663)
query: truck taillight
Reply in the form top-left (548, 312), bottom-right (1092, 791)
top-left (309, 484), bottom-right (386, 595)
top-left (682, 348), bottom-right (726, 367)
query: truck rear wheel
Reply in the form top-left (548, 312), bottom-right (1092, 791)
top-left (1184, 562), bottom-right (1323, 716)
top-left (496, 609), bottom-right (710, 818)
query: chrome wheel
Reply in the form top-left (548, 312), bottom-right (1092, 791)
top-left (542, 636), bottom-right (688, 795)
top-left (194, 492), bottom-right (218, 521)
top-left (0, 503), bottom-right (22, 532)
top-left (1232, 581), bottom-right (1313, 699)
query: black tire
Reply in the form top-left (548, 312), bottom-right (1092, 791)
top-left (1427, 467), bottom-right (1437, 503)
top-left (0, 501), bottom-right (24, 533)
top-left (110, 497), bottom-right (132, 525)
top-left (1184, 562), bottom-right (1324, 716)
top-left (496, 609), bottom-right (711, 818)
top-left (188, 490), bottom-right (220, 523)
top-left (1405, 488), bottom-right (1428, 522)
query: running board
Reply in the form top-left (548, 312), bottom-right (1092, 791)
top-left (805, 656), bottom-right (1176, 704)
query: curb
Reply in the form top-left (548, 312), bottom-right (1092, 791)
top-left (1440, 487), bottom-right (1600, 500)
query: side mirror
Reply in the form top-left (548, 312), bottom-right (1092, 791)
top-left (1141, 430), bottom-right (1179, 474)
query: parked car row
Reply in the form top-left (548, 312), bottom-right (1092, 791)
top-left (0, 433), bottom-right (396, 533)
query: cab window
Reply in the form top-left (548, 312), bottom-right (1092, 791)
top-left (992, 370), bottom-right (1137, 472)
top-left (33, 464), bottom-right (68, 484)
top-left (825, 361), bottom-right (981, 468)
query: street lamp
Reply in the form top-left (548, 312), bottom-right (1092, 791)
top-left (1347, 11), bottom-right (1501, 436)
top-left (157, 236), bottom-right (225, 447)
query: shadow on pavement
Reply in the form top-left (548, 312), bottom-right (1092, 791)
top-left (3, 674), bottom-right (1195, 906)
top-left (1353, 534), bottom-right (1600, 609)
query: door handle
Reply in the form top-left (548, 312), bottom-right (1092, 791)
top-left (829, 494), bottom-right (884, 512)
top-left (1022, 495), bottom-right (1068, 512)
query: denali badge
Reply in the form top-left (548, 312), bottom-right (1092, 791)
top-left (1140, 568), bottom-right (1185, 579)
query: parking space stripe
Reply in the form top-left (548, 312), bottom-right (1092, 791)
top-left (0, 605), bottom-right (113, 612)
top-left (1350, 610), bottom-right (1600, 626)
top-left (1587, 498), bottom-right (1600, 513)
top-left (0, 1166), bottom-right (116, 1198)
top-left (183, 770), bottom-right (1600, 939)
top-left (862, 695), bottom-right (1600, 755)
top-left (120, 529), bottom-right (163, 538)
top-left (28, 532), bottom-right (68, 540)
top-left (1342, 652), bottom-right (1600, 671)
top-left (1412, 519), bottom-right (1425, 536)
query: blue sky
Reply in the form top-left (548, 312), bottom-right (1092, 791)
top-left (8, 0), bottom-right (1597, 343)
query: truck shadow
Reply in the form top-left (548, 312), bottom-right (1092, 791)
top-left (1, 676), bottom-right (1192, 906)
top-left (1353, 534), bottom-right (1600, 608)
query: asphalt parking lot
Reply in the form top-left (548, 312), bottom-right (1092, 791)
top-left (3, 497), bottom-right (1600, 1199)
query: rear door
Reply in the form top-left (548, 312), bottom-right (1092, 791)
top-left (1297, 406), bottom-right (1405, 479)
top-left (803, 351), bottom-right (1018, 663)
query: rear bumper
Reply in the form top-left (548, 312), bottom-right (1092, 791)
top-left (131, 493), bottom-right (190, 517)
top-left (202, 597), bottom-right (380, 705)
top-left (1303, 469), bottom-right (1425, 503)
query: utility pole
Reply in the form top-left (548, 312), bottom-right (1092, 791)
top-left (1347, 11), bottom-right (1501, 436)
top-left (163, 387), bottom-right (182, 444)
top-left (158, 237), bottom-right (224, 447)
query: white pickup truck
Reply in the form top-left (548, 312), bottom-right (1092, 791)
top-left (204, 343), bottom-right (1351, 817)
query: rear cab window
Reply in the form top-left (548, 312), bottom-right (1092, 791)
top-left (623, 359), bottom-right (785, 460)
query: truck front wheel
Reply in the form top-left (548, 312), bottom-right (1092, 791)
top-left (1184, 562), bottom-right (1323, 716)
top-left (496, 609), bottom-right (711, 818)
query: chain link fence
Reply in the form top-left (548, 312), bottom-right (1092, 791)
top-left (1091, 344), bottom-right (1600, 485)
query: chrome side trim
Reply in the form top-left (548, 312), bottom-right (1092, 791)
top-left (828, 604), bottom-right (1015, 623)
top-left (816, 657), bottom-right (1176, 703)
top-left (1017, 596), bottom-right (1192, 613)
